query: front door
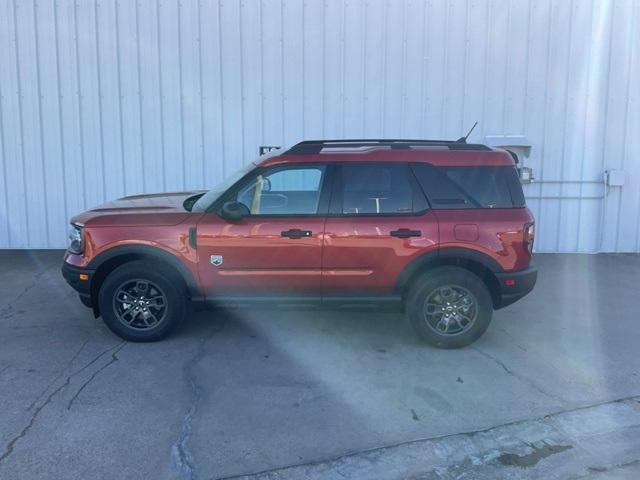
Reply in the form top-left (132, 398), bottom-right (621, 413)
top-left (322, 162), bottom-right (439, 296)
top-left (196, 164), bottom-right (330, 297)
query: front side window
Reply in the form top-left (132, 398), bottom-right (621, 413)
top-left (335, 163), bottom-right (427, 215)
top-left (235, 166), bottom-right (326, 215)
top-left (191, 162), bottom-right (257, 212)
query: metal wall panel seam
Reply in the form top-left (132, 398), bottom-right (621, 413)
top-left (460, 0), bottom-right (470, 132)
top-left (634, 1), bottom-right (640, 252)
top-left (596, 1), bottom-right (616, 253)
top-left (521, 0), bottom-right (533, 137)
top-left (33, 0), bottom-right (51, 246)
top-left (115, 0), bottom-right (127, 196)
top-left (217, 0), bottom-right (226, 177)
top-left (53, 0), bottom-right (69, 232)
top-left (258, 0), bottom-right (264, 143)
top-left (155, 0), bottom-right (166, 191)
top-left (72, 0), bottom-right (87, 213)
top-left (177, 1), bottom-right (186, 191)
top-left (301, 0), bottom-right (305, 137)
top-left (239, 0), bottom-right (245, 162)
top-left (0, 71), bottom-right (9, 245)
top-left (93, 1), bottom-right (107, 205)
top-left (197, 0), bottom-right (205, 186)
top-left (379, 0), bottom-right (387, 135)
top-left (555, 0), bottom-right (575, 251)
top-left (12, 0), bottom-right (30, 246)
top-left (321, 0), bottom-right (326, 137)
top-left (479, 0), bottom-right (491, 141)
top-left (418, 0), bottom-right (427, 135)
top-left (500, 0), bottom-right (512, 135)
top-left (535, 0), bottom-right (555, 251)
top-left (614, 1), bottom-right (634, 251)
top-left (439, 0), bottom-right (449, 137)
top-left (134, 0), bottom-right (146, 193)
top-left (399, 0), bottom-right (407, 134)
top-left (576, 0), bottom-right (596, 251)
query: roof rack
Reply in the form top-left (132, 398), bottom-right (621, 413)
top-left (283, 139), bottom-right (491, 155)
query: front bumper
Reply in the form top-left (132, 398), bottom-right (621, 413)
top-left (494, 266), bottom-right (537, 309)
top-left (61, 261), bottom-right (94, 301)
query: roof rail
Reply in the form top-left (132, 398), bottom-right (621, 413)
top-left (283, 139), bottom-right (491, 154)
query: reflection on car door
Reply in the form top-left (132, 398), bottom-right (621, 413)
top-left (322, 163), bottom-right (439, 297)
top-left (196, 164), bottom-right (330, 297)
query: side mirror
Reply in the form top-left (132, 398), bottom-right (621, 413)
top-left (220, 201), bottom-right (250, 221)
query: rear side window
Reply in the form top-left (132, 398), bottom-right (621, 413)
top-left (411, 164), bottom-right (525, 209)
top-left (332, 163), bottom-right (428, 215)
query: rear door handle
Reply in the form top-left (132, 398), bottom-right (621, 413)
top-left (188, 226), bottom-right (197, 249)
top-left (390, 228), bottom-right (422, 238)
top-left (281, 229), bottom-right (312, 239)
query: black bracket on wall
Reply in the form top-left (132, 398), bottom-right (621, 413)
top-left (259, 146), bottom-right (281, 156)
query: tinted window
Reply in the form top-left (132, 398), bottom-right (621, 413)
top-left (235, 166), bottom-right (326, 215)
top-left (412, 164), bottom-right (525, 209)
top-left (336, 164), bottom-right (427, 214)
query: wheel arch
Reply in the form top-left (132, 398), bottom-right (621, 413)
top-left (87, 245), bottom-right (200, 317)
top-left (396, 248), bottom-right (503, 309)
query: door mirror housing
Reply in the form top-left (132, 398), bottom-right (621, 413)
top-left (220, 201), bottom-right (250, 221)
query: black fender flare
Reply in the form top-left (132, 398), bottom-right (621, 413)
top-left (395, 247), bottom-right (503, 294)
top-left (87, 244), bottom-right (200, 300)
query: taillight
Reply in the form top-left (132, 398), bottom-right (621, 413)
top-left (524, 222), bottom-right (535, 255)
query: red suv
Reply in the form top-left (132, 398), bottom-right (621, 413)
top-left (62, 139), bottom-right (536, 348)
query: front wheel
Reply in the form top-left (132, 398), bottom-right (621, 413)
top-left (406, 266), bottom-right (493, 348)
top-left (98, 261), bottom-right (187, 342)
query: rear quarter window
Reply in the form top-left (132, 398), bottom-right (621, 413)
top-left (411, 164), bottom-right (525, 209)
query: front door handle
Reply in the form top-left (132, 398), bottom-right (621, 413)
top-left (281, 229), bottom-right (312, 239)
top-left (390, 228), bottom-right (422, 238)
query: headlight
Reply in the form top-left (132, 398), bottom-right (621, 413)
top-left (67, 224), bottom-right (84, 254)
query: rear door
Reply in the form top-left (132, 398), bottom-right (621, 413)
top-left (196, 163), bottom-right (331, 297)
top-left (322, 162), bottom-right (439, 297)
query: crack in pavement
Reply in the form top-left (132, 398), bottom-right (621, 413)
top-left (471, 346), bottom-right (567, 405)
top-left (0, 268), bottom-right (50, 321)
top-left (579, 458), bottom-right (640, 478)
top-left (27, 339), bottom-right (89, 411)
top-left (0, 341), bottom-right (126, 464)
top-left (67, 342), bottom-right (127, 410)
top-left (213, 394), bottom-right (640, 480)
top-left (171, 321), bottom-right (226, 480)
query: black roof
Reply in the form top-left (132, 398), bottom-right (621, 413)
top-left (283, 139), bottom-right (491, 155)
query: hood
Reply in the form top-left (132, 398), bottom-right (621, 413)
top-left (71, 191), bottom-right (205, 227)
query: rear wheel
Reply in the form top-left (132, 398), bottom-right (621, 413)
top-left (98, 261), bottom-right (187, 342)
top-left (406, 266), bottom-right (493, 348)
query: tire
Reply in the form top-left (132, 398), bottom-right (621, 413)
top-left (98, 261), bottom-right (187, 342)
top-left (406, 266), bottom-right (493, 349)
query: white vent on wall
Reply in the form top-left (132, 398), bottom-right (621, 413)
top-left (484, 135), bottom-right (533, 184)
top-left (484, 135), bottom-right (532, 158)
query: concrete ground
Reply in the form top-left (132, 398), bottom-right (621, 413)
top-left (0, 251), bottom-right (639, 480)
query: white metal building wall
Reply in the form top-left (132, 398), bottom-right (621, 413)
top-left (0, 0), bottom-right (638, 251)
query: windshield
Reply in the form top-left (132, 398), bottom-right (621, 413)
top-left (191, 162), bottom-right (257, 212)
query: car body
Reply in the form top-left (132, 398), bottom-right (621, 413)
top-left (62, 139), bottom-right (536, 347)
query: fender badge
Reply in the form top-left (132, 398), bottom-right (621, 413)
top-left (210, 255), bottom-right (223, 266)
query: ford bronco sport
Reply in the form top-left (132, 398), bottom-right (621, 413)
top-left (62, 139), bottom-right (536, 348)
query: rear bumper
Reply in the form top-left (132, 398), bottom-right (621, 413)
top-left (61, 261), bottom-right (94, 301)
top-left (494, 266), bottom-right (537, 309)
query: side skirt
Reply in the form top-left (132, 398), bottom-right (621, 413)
top-left (192, 295), bottom-right (403, 312)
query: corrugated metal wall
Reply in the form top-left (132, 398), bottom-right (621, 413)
top-left (0, 0), bottom-right (638, 251)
